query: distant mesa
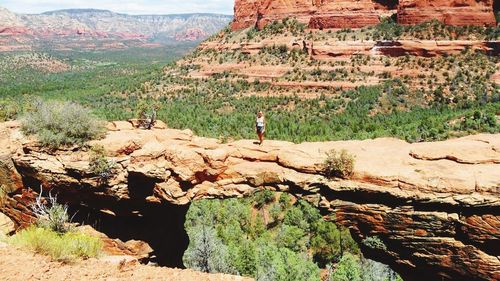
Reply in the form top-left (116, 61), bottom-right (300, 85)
top-left (175, 28), bottom-right (209, 41)
top-left (0, 6), bottom-right (232, 50)
top-left (231, 0), bottom-right (497, 30)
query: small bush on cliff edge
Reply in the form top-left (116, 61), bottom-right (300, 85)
top-left (88, 145), bottom-right (116, 183)
top-left (135, 99), bottom-right (160, 130)
top-left (324, 149), bottom-right (355, 179)
top-left (21, 101), bottom-right (106, 148)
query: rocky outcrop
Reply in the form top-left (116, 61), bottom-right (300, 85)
top-left (200, 39), bottom-right (499, 58)
top-left (0, 121), bottom-right (498, 280)
top-left (231, 0), bottom-right (497, 30)
top-left (232, 0), bottom-right (388, 30)
top-left (398, 0), bottom-right (497, 27)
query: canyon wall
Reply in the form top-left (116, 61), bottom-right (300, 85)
top-left (0, 121), bottom-right (499, 280)
top-left (232, 0), bottom-right (389, 30)
top-left (231, 0), bottom-right (497, 30)
top-left (398, 0), bottom-right (497, 26)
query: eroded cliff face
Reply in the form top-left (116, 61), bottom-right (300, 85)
top-left (231, 0), bottom-right (497, 30)
top-left (0, 121), bottom-right (499, 280)
top-left (232, 0), bottom-right (389, 30)
top-left (398, 0), bottom-right (496, 27)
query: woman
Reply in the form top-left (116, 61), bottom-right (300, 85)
top-left (255, 111), bottom-right (265, 145)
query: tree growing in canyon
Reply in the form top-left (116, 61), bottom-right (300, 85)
top-left (183, 224), bottom-right (235, 274)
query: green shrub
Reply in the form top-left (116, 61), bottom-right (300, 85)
top-left (362, 236), bottom-right (387, 250)
top-left (9, 226), bottom-right (102, 262)
top-left (277, 224), bottom-right (307, 252)
top-left (21, 101), bottom-right (106, 148)
top-left (88, 145), bottom-right (116, 182)
top-left (31, 190), bottom-right (70, 233)
top-left (278, 193), bottom-right (292, 208)
top-left (269, 203), bottom-right (282, 222)
top-left (283, 205), bottom-right (309, 231)
top-left (256, 244), bottom-right (320, 281)
top-left (0, 99), bottom-right (19, 121)
top-left (183, 225), bottom-right (235, 274)
top-left (135, 99), bottom-right (160, 129)
top-left (254, 190), bottom-right (275, 208)
top-left (330, 253), bottom-right (362, 281)
top-left (324, 149), bottom-right (355, 179)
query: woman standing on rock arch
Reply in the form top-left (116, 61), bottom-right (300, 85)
top-left (256, 111), bottom-right (265, 145)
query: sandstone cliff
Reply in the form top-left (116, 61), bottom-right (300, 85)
top-left (231, 0), bottom-right (497, 30)
top-left (232, 0), bottom-right (389, 30)
top-left (0, 121), bottom-right (498, 280)
top-left (398, 0), bottom-right (497, 27)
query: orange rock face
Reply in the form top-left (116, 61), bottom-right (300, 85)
top-left (1, 121), bottom-right (499, 280)
top-left (231, 0), bottom-right (497, 30)
top-left (232, 0), bottom-right (388, 30)
top-left (398, 0), bottom-right (496, 27)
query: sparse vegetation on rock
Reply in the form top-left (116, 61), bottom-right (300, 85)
top-left (362, 236), bottom-right (387, 251)
top-left (135, 99), bottom-right (161, 129)
top-left (88, 145), bottom-right (116, 183)
top-left (324, 149), bottom-right (355, 179)
top-left (21, 101), bottom-right (106, 148)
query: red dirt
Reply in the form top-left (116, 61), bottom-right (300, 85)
top-left (0, 244), bottom-right (252, 281)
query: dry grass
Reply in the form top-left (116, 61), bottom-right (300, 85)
top-left (9, 226), bottom-right (102, 262)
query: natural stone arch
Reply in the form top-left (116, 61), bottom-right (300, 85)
top-left (0, 122), bottom-right (498, 280)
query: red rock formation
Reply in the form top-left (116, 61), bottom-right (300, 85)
top-left (232, 0), bottom-right (261, 30)
top-left (175, 28), bottom-right (208, 41)
top-left (0, 121), bottom-right (499, 280)
top-left (398, 0), bottom-right (497, 27)
top-left (200, 39), bottom-right (498, 59)
top-left (232, 0), bottom-right (387, 30)
top-left (0, 26), bottom-right (29, 35)
top-left (231, 0), bottom-right (497, 30)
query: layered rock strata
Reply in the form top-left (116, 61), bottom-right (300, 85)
top-left (397, 0), bottom-right (497, 27)
top-left (0, 121), bottom-right (498, 280)
top-left (231, 0), bottom-right (497, 30)
top-left (232, 0), bottom-right (388, 30)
